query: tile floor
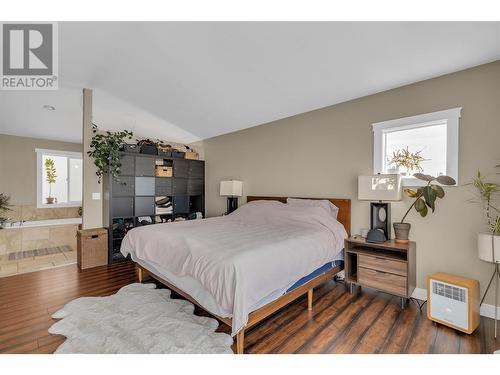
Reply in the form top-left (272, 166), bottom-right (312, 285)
top-left (0, 249), bottom-right (76, 277)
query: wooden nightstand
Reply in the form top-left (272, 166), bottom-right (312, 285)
top-left (344, 236), bottom-right (416, 309)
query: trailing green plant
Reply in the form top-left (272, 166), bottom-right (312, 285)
top-left (87, 124), bottom-right (133, 183)
top-left (389, 147), bottom-right (426, 173)
top-left (400, 173), bottom-right (456, 223)
top-left (44, 158), bottom-right (57, 198)
top-left (471, 170), bottom-right (500, 235)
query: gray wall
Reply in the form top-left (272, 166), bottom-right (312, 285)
top-left (0, 134), bottom-right (82, 206)
top-left (203, 61), bottom-right (500, 303)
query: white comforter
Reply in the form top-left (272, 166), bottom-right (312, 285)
top-left (120, 200), bottom-right (347, 334)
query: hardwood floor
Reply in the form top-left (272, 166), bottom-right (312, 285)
top-left (0, 261), bottom-right (498, 354)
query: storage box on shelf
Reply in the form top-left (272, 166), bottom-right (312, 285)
top-left (172, 150), bottom-right (185, 158)
top-left (155, 165), bottom-right (173, 177)
top-left (185, 151), bottom-right (199, 160)
top-left (121, 144), bottom-right (140, 153)
top-left (158, 147), bottom-right (172, 157)
top-left (102, 152), bottom-right (205, 263)
top-left (140, 144), bottom-right (158, 155)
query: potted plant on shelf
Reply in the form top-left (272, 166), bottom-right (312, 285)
top-left (44, 158), bottom-right (57, 204)
top-left (87, 124), bottom-right (134, 183)
top-left (394, 173), bottom-right (456, 243)
top-left (472, 170), bottom-right (500, 263)
top-left (388, 147), bottom-right (426, 176)
top-left (0, 193), bottom-right (11, 229)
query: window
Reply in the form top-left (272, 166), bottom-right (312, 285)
top-left (372, 108), bottom-right (461, 186)
top-left (36, 149), bottom-right (83, 208)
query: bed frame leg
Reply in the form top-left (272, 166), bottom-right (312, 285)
top-left (236, 329), bottom-right (245, 354)
top-left (308, 288), bottom-right (313, 310)
top-left (137, 266), bottom-right (143, 283)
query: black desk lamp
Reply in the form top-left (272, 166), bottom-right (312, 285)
top-left (358, 174), bottom-right (402, 243)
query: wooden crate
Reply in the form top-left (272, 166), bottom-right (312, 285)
top-left (77, 228), bottom-right (108, 269)
top-left (185, 151), bottom-right (199, 160)
top-left (155, 166), bottom-right (173, 177)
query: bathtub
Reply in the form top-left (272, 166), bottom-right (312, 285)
top-left (3, 217), bottom-right (82, 229)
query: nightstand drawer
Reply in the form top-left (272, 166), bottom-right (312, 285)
top-left (358, 267), bottom-right (407, 296)
top-left (359, 254), bottom-right (407, 276)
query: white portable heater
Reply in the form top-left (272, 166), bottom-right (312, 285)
top-left (427, 273), bottom-right (480, 334)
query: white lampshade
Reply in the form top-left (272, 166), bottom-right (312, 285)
top-left (220, 180), bottom-right (243, 197)
top-left (478, 233), bottom-right (500, 263)
top-left (358, 174), bottom-right (402, 201)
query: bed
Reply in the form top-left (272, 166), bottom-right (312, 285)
top-left (120, 196), bottom-right (350, 353)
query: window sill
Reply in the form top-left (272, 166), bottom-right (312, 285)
top-left (401, 177), bottom-right (457, 188)
top-left (37, 203), bottom-right (82, 209)
top-left (401, 178), bottom-right (426, 187)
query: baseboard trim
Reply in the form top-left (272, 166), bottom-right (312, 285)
top-left (411, 287), bottom-right (499, 319)
top-left (479, 303), bottom-right (500, 320)
top-left (411, 287), bottom-right (427, 301)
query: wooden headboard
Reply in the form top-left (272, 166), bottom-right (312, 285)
top-left (246, 196), bottom-right (351, 236)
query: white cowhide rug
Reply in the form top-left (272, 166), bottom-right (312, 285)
top-left (48, 283), bottom-right (233, 354)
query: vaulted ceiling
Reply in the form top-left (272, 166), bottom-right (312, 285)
top-left (1, 22), bottom-right (499, 143)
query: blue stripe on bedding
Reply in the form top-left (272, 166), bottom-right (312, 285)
top-left (286, 259), bottom-right (344, 293)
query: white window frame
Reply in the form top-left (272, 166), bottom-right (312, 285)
top-left (36, 148), bottom-right (83, 208)
top-left (372, 107), bottom-right (461, 187)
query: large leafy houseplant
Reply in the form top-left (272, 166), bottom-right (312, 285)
top-left (393, 173), bottom-right (456, 243)
top-left (0, 193), bottom-right (11, 228)
top-left (44, 158), bottom-right (57, 204)
top-left (87, 124), bottom-right (133, 183)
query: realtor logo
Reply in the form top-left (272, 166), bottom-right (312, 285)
top-left (1, 22), bottom-right (58, 90)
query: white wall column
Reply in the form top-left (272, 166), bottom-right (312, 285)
top-left (82, 88), bottom-right (103, 229)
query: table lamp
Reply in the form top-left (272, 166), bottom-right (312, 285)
top-left (358, 174), bottom-right (402, 243)
top-left (220, 180), bottom-right (243, 215)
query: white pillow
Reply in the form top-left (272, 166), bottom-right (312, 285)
top-left (286, 198), bottom-right (339, 219)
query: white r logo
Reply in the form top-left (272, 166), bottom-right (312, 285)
top-left (9, 29), bottom-right (48, 70)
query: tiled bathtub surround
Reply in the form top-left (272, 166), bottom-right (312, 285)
top-left (0, 223), bottom-right (79, 254)
top-left (0, 249), bottom-right (77, 277)
top-left (0, 223), bottom-right (79, 277)
top-left (4, 205), bottom-right (81, 222)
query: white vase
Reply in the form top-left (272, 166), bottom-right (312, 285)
top-left (387, 166), bottom-right (399, 174)
top-left (477, 233), bottom-right (500, 263)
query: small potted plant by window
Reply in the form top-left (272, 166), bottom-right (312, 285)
top-left (388, 147), bottom-right (426, 176)
top-left (44, 158), bottom-right (57, 204)
top-left (0, 193), bottom-right (11, 229)
top-left (394, 173), bottom-right (456, 243)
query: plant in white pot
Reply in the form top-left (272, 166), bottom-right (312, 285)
top-left (394, 173), bottom-right (456, 243)
top-left (472, 170), bottom-right (500, 338)
top-left (473, 171), bottom-right (500, 260)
